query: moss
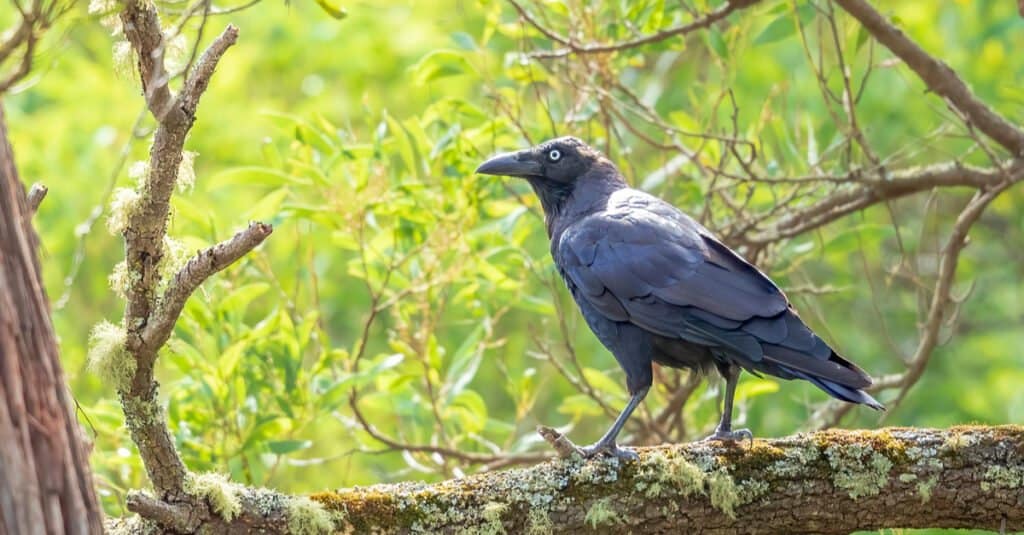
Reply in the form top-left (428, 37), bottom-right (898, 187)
top-left (634, 450), bottom-right (706, 499)
top-left (980, 465), bottom-right (1024, 491)
top-left (525, 508), bottom-right (552, 535)
top-left (707, 468), bottom-right (740, 518)
top-left (184, 472), bottom-right (243, 521)
top-left (87, 320), bottom-right (135, 391)
top-left (917, 475), bottom-right (938, 503)
top-left (286, 495), bottom-right (335, 535)
top-left (108, 187), bottom-right (142, 234)
top-left (177, 151), bottom-right (198, 192)
top-left (898, 473), bottom-right (917, 483)
top-left (823, 442), bottom-right (893, 499)
top-left (584, 497), bottom-right (621, 528)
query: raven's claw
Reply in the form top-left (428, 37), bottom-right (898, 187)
top-left (578, 441), bottom-right (639, 461)
top-left (703, 428), bottom-right (754, 445)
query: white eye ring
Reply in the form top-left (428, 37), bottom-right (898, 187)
top-left (548, 149), bottom-right (561, 161)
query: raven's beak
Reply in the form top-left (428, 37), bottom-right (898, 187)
top-left (475, 151), bottom-right (542, 177)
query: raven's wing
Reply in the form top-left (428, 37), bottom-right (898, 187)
top-left (556, 189), bottom-right (877, 399)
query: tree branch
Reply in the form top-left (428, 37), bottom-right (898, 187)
top-left (179, 24), bottom-right (237, 114)
top-left (307, 426), bottom-right (1023, 534)
top-left (113, 0), bottom-right (257, 502)
top-left (27, 182), bottom-right (46, 213)
top-left (141, 221), bottom-right (272, 353)
top-left (510, 0), bottom-right (762, 59)
top-left (747, 159), bottom-right (1024, 244)
top-left (835, 0), bottom-right (1024, 155)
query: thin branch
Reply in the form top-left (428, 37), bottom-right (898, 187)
top-left (835, 0), bottom-right (1024, 155)
top-left (510, 0), bottom-right (763, 59)
top-left (179, 23), bottom-right (238, 114)
top-left (125, 492), bottom-right (197, 533)
top-left (120, 0), bottom-right (176, 122)
top-left (749, 159), bottom-right (1024, 244)
top-left (27, 182), bottom-right (46, 213)
top-left (141, 221), bottom-right (273, 352)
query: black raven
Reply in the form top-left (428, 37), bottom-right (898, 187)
top-left (476, 136), bottom-right (882, 459)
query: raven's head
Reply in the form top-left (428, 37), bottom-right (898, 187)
top-left (476, 137), bottom-right (617, 224)
top-left (475, 136), bottom-right (602, 185)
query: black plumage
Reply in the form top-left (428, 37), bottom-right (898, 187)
top-left (476, 136), bottom-right (882, 459)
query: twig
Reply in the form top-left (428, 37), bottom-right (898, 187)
top-left (537, 425), bottom-right (581, 458)
top-left (27, 182), bottom-right (46, 213)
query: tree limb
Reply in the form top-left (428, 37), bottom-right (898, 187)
top-left (747, 158), bottom-right (1024, 244)
top-left (141, 221), bottom-right (272, 353)
top-left (306, 425), bottom-right (1022, 534)
top-left (834, 0), bottom-right (1024, 155)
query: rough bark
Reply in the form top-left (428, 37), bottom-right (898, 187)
top-left (0, 104), bottom-right (103, 533)
top-left (311, 425), bottom-right (1022, 534)
top-left (105, 425), bottom-right (1024, 534)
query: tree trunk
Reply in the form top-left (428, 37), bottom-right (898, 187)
top-left (0, 103), bottom-right (103, 534)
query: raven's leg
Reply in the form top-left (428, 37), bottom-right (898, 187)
top-left (579, 386), bottom-right (649, 461)
top-left (704, 365), bottom-right (753, 443)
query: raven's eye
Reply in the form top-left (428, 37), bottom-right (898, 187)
top-left (548, 149), bottom-right (562, 162)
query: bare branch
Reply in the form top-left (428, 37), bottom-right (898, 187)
top-left (120, 0), bottom-right (176, 122)
top-left (835, 0), bottom-right (1024, 155)
top-left (510, 0), bottom-right (763, 59)
top-left (537, 426), bottom-right (580, 459)
top-left (27, 182), bottom-right (46, 213)
top-left (141, 221), bottom-right (273, 353)
top-left (125, 491), bottom-right (197, 533)
top-left (179, 24), bottom-right (238, 114)
top-left (748, 159), bottom-right (1024, 244)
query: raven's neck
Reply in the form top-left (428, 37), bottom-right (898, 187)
top-left (526, 177), bottom-right (573, 236)
top-left (530, 162), bottom-right (629, 238)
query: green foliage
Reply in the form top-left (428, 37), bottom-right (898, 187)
top-left (6, 3), bottom-right (1024, 535)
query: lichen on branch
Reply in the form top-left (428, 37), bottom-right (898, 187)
top-left (304, 426), bottom-right (1023, 534)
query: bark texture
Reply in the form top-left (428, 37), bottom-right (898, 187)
top-left (0, 105), bottom-right (103, 534)
top-left (307, 426), bottom-right (1021, 534)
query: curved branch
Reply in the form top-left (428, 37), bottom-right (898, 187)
top-left (835, 0), bottom-right (1024, 155)
top-left (141, 221), bottom-right (272, 353)
top-left (510, 0), bottom-right (762, 59)
top-left (748, 159), bottom-right (1024, 244)
top-left (310, 426), bottom-right (1023, 534)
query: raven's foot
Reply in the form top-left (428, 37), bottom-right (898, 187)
top-left (578, 441), bottom-right (639, 461)
top-left (703, 428), bottom-right (753, 445)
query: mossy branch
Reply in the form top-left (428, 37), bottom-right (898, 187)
top-left (106, 0), bottom-right (274, 510)
top-left (110, 425), bottom-right (1023, 533)
top-left (304, 425), bottom-right (1019, 534)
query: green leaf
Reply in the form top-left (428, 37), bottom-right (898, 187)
top-left (445, 323), bottom-right (486, 398)
top-left (267, 439), bottom-right (313, 455)
top-left (245, 188), bottom-right (290, 221)
top-left (219, 283), bottom-right (271, 315)
top-left (313, 0), bottom-right (347, 19)
top-left (753, 15), bottom-right (796, 45)
top-left (409, 50), bottom-right (475, 84)
top-left (451, 31), bottom-right (477, 50)
top-left (582, 367), bottom-right (626, 400)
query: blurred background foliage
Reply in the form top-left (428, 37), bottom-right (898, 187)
top-left (4, 0), bottom-right (1023, 529)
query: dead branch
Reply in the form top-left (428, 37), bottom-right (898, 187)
top-left (27, 182), bottom-right (46, 213)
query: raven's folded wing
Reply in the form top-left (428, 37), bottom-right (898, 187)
top-left (556, 191), bottom-right (874, 392)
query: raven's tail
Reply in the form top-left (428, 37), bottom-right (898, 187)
top-left (786, 368), bottom-right (884, 410)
